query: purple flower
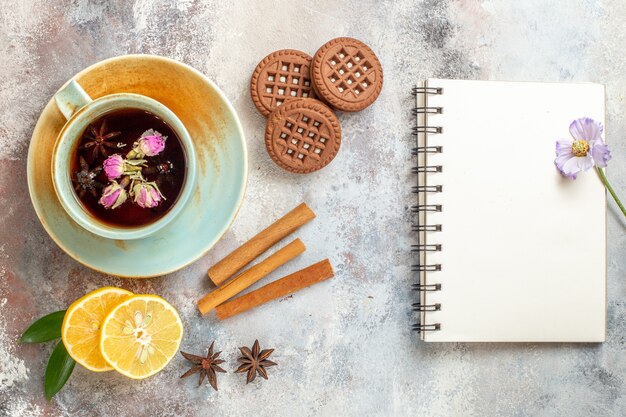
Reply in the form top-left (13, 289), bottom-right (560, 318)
top-left (555, 117), bottom-right (611, 179)
top-left (131, 180), bottom-right (165, 208)
top-left (102, 154), bottom-right (125, 180)
top-left (98, 181), bottom-right (128, 209)
top-left (131, 129), bottom-right (166, 158)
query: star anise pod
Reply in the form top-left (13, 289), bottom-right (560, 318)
top-left (180, 341), bottom-right (226, 391)
top-left (80, 119), bottom-right (124, 159)
top-left (235, 340), bottom-right (277, 384)
top-left (72, 156), bottom-right (103, 198)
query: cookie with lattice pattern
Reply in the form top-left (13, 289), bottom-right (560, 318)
top-left (312, 37), bottom-right (383, 112)
top-left (251, 49), bottom-right (318, 117)
top-left (265, 98), bottom-right (341, 173)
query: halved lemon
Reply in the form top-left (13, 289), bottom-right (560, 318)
top-left (62, 286), bottom-right (133, 372)
top-left (99, 294), bottom-right (183, 379)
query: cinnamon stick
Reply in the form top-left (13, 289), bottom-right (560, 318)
top-left (215, 259), bottom-right (334, 320)
top-left (198, 239), bottom-right (306, 315)
top-left (207, 203), bottom-right (315, 286)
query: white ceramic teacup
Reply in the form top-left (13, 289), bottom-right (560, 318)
top-left (52, 80), bottom-right (197, 240)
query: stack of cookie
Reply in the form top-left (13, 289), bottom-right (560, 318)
top-left (250, 37), bottom-right (383, 174)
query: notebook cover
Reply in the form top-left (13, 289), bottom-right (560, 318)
top-left (420, 79), bottom-right (606, 342)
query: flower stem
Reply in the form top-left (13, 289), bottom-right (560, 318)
top-left (596, 167), bottom-right (626, 218)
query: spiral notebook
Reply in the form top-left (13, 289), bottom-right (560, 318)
top-left (412, 79), bottom-right (606, 342)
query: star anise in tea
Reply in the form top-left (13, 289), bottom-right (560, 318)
top-left (235, 340), bottom-right (277, 384)
top-left (180, 341), bottom-right (226, 391)
top-left (81, 119), bottom-right (125, 159)
top-left (72, 156), bottom-right (103, 198)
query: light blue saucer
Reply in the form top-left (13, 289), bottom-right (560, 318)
top-left (27, 55), bottom-right (247, 277)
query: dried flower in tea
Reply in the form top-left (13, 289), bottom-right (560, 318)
top-left (130, 179), bottom-right (165, 209)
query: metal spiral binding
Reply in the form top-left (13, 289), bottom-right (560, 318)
top-left (411, 204), bottom-right (441, 213)
top-left (412, 107), bottom-right (443, 115)
top-left (412, 185), bottom-right (442, 193)
top-left (412, 283), bottom-right (441, 291)
top-left (412, 146), bottom-right (442, 155)
top-left (412, 303), bottom-right (441, 312)
top-left (412, 165), bottom-right (442, 173)
top-left (411, 224), bottom-right (442, 232)
top-left (413, 126), bottom-right (442, 134)
top-left (411, 244), bottom-right (441, 252)
top-left (411, 84), bottom-right (443, 334)
top-left (412, 323), bottom-right (441, 332)
top-left (412, 86), bottom-right (443, 95)
top-left (412, 264), bottom-right (441, 272)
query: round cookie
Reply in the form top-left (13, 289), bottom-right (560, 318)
top-left (250, 49), bottom-right (317, 117)
top-left (312, 37), bottom-right (383, 112)
top-left (265, 98), bottom-right (341, 174)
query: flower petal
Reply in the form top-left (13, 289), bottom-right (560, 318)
top-left (554, 140), bottom-right (575, 176)
top-left (555, 153), bottom-right (573, 170)
top-left (569, 117), bottom-right (603, 143)
top-left (556, 138), bottom-right (574, 156)
top-left (591, 139), bottom-right (611, 168)
top-left (578, 155), bottom-right (595, 171)
top-left (559, 155), bottom-right (594, 179)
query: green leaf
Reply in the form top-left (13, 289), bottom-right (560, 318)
top-left (19, 310), bottom-right (66, 344)
top-left (44, 340), bottom-right (75, 400)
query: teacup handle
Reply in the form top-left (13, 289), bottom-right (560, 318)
top-left (54, 80), bottom-right (93, 120)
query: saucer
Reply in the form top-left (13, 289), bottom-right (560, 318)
top-left (27, 55), bottom-right (248, 277)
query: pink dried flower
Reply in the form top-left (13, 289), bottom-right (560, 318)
top-left (131, 180), bottom-right (165, 208)
top-left (102, 154), bottom-right (125, 180)
top-left (98, 180), bottom-right (128, 209)
top-left (131, 129), bottom-right (166, 158)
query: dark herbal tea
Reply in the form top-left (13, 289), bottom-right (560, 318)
top-left (70, 108), bottom-right (186, 228)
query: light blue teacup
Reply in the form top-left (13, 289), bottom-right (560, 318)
top-left (52, 80), bottom-right (197, 240)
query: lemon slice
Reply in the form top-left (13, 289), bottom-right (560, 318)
top-left (61, 286), bottom-right (133, 372)
top-left (99, 294), bottom-right (183, 379)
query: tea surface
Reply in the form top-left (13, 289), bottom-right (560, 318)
top-left (70, 108), bottom-right (186, 227)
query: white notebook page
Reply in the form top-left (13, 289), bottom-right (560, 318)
top-left (422, 79), bottom-right (606, 342)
